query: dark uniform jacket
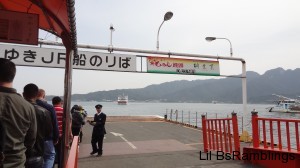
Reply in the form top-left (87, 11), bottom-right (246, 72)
top-left (92, 113), bottom-right (106, 137)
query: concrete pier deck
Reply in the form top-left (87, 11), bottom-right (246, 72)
top-left (77, 116), bottom-right (255, 168)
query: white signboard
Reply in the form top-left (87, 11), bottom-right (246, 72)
top-left (0, 44), bottom-right (136, 72)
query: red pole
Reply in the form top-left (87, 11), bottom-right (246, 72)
top-left (211, 120), bottom-right (215, 150)
top-left (262, 120), bottom-right (267, 148)
top-left (277, 121), bottom-right (282, 150)
top-left (207, 120), bottom-right (211, 149)
top-left (201, 115), bottom-right (208, 152)
top-left (286, 122), bottom-right (291, 151)
top-left (270, 121), bottom-right (274, 149)
top-left (227, 119), bottom-right (232, 153)
top-left (251, 110), bottom-right (259, 148)
top-left (223, 120), bottom-right (228, 152)
top-left (215, 119), bottom-right (219, 150)
top-left (232, 112), bottom-right (240, 159)
top-left (218, 120), bottom-right (223, 151)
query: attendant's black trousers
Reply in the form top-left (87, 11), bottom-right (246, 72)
top-left (91, 135), bottom-right (104, 154)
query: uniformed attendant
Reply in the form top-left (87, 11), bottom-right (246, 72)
top-left (88, 104), bottom-right (106, 156)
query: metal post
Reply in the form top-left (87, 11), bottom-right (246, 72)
top-left (232, 112), bottom-right (240, 159)
top-left (251, 110), bottom-right (259, 148)
top-left (202, 115), bottom-right (208, 152)
top-left (175, 110), bottom-right (178, 122)
top-left (242, 62), bottom-right (247, 131)
top-left (156, 20), bottom-right (165, 50)
top-left (196, 112), bottom-right (198, 128)
top-left (60, 50), bottom-right (73, 168)
top-left (242, 116), bottom-right (244, 133)
top-left (181, 110), bottom-right (183, 123)
top-left (39, 40), bottom-right (246, 62)
top-left (188, 111), bottom-right (190, 125)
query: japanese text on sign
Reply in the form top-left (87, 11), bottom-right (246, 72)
top-left (147, 56), bottom-right (220, 76)
top-left (0, 44), bottom-right (136, 72)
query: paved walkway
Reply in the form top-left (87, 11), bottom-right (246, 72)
top-left (78, 117), bottom-right (256, 168)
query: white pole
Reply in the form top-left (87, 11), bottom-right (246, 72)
top-left (242, 62), bottom-right (247, 130)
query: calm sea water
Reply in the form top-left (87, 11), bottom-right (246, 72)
top-left (71, 101), bottom-right (299, 120)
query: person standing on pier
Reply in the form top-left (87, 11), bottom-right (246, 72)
top-left (88, 104), bottom-right (106, 156)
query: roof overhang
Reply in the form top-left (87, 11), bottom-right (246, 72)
top-left (0, 0), bottom-right (77, 53)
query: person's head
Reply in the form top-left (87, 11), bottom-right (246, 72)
top-left (0, 58), bottom-right (16, 87)
top-left (71, 105), bottom-right (80, 113)
top-left (23, 83), bottom-right (39, 101)
top-left (95, 104), bottom-right (102, 114)
top-left (37, 89), bottom-right (46, 99)
top-left (52, 96), bottom-right (63, 106)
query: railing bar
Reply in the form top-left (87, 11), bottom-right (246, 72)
top-left (223, 120), bottom-right (228, 152)
top-left (207, 120), bottom-right (211, 149)
top-left (295, 122), bottom-right (300, 151)
top-left (227, 119), bottom-right (232, 153)
top-left (258, 118), bottom-right (300, 122)
top-left (270, 121), bottom-right (274, 149)
top-left (286, 122), bottom-right (291, 151)
top-left (219, 120), bottom-right (223, 151)
top-left (211, 120), bottom-right (215, 150)
top-left (295, 122), bottom-right (299, 151)
top-left (277, 121), bottom-right (282, 150)
top-left (215, 119), bottom-right (219, 150)
top-left (262, 120), bottom-right (267, 148)
top-left (206, 118), bottom-right (232, 121)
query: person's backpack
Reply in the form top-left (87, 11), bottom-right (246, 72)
top-left (72, 112), bottom-right (84, 127)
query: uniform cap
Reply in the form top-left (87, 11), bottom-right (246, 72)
top-left (95, 104), bottom-right (102, 109)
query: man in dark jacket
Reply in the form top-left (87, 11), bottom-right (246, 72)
top-left (88, 104), bottom-right (106, 156)
top-left (23, 83), bottom-right (53, 168)
top-left (0, 58), bottom-right (37, 168)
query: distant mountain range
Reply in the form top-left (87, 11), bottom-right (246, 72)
top-left (48, 68), bottom-right (300, 104)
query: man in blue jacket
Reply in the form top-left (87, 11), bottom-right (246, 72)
top-left (88, 104), bottom-right (106, 156)
top-left (36, 89), bottom-right (59, 168)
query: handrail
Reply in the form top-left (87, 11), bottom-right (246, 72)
top-left (202, 113), bottom-right (240, 159)
top-left (251, 111), bottom-right (300, 152)
top-left (65, 136), bottom-right (79, 168)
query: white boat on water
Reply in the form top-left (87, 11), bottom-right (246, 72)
top-left (117, 94), bottom-right (128, 105)
top-left (268, 94), bottom-right (300, 113)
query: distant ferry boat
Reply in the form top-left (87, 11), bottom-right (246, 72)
top-left (117, 94), bottom-right (128, 105)
top-left (268, 94), bottom-right (300, 113)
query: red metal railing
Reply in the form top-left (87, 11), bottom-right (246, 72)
top-left (243, 111), bottom-right (300, 168)
top-left (202, 113), bottom-right (240, 157)
top-left (252, 111), bottom-right (300, 151)
top-left (65, 136), bottom-right (79, 168)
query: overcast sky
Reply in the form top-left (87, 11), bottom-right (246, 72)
top-left (11, 0), bottom-right (300, 96)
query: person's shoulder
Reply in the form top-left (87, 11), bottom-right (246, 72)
top-left (37, 99), bottom-right (54, 109)
top-left (34, 104), bottom-right (49, 113)
top-left (13, 95), bottom-right (35, 111)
